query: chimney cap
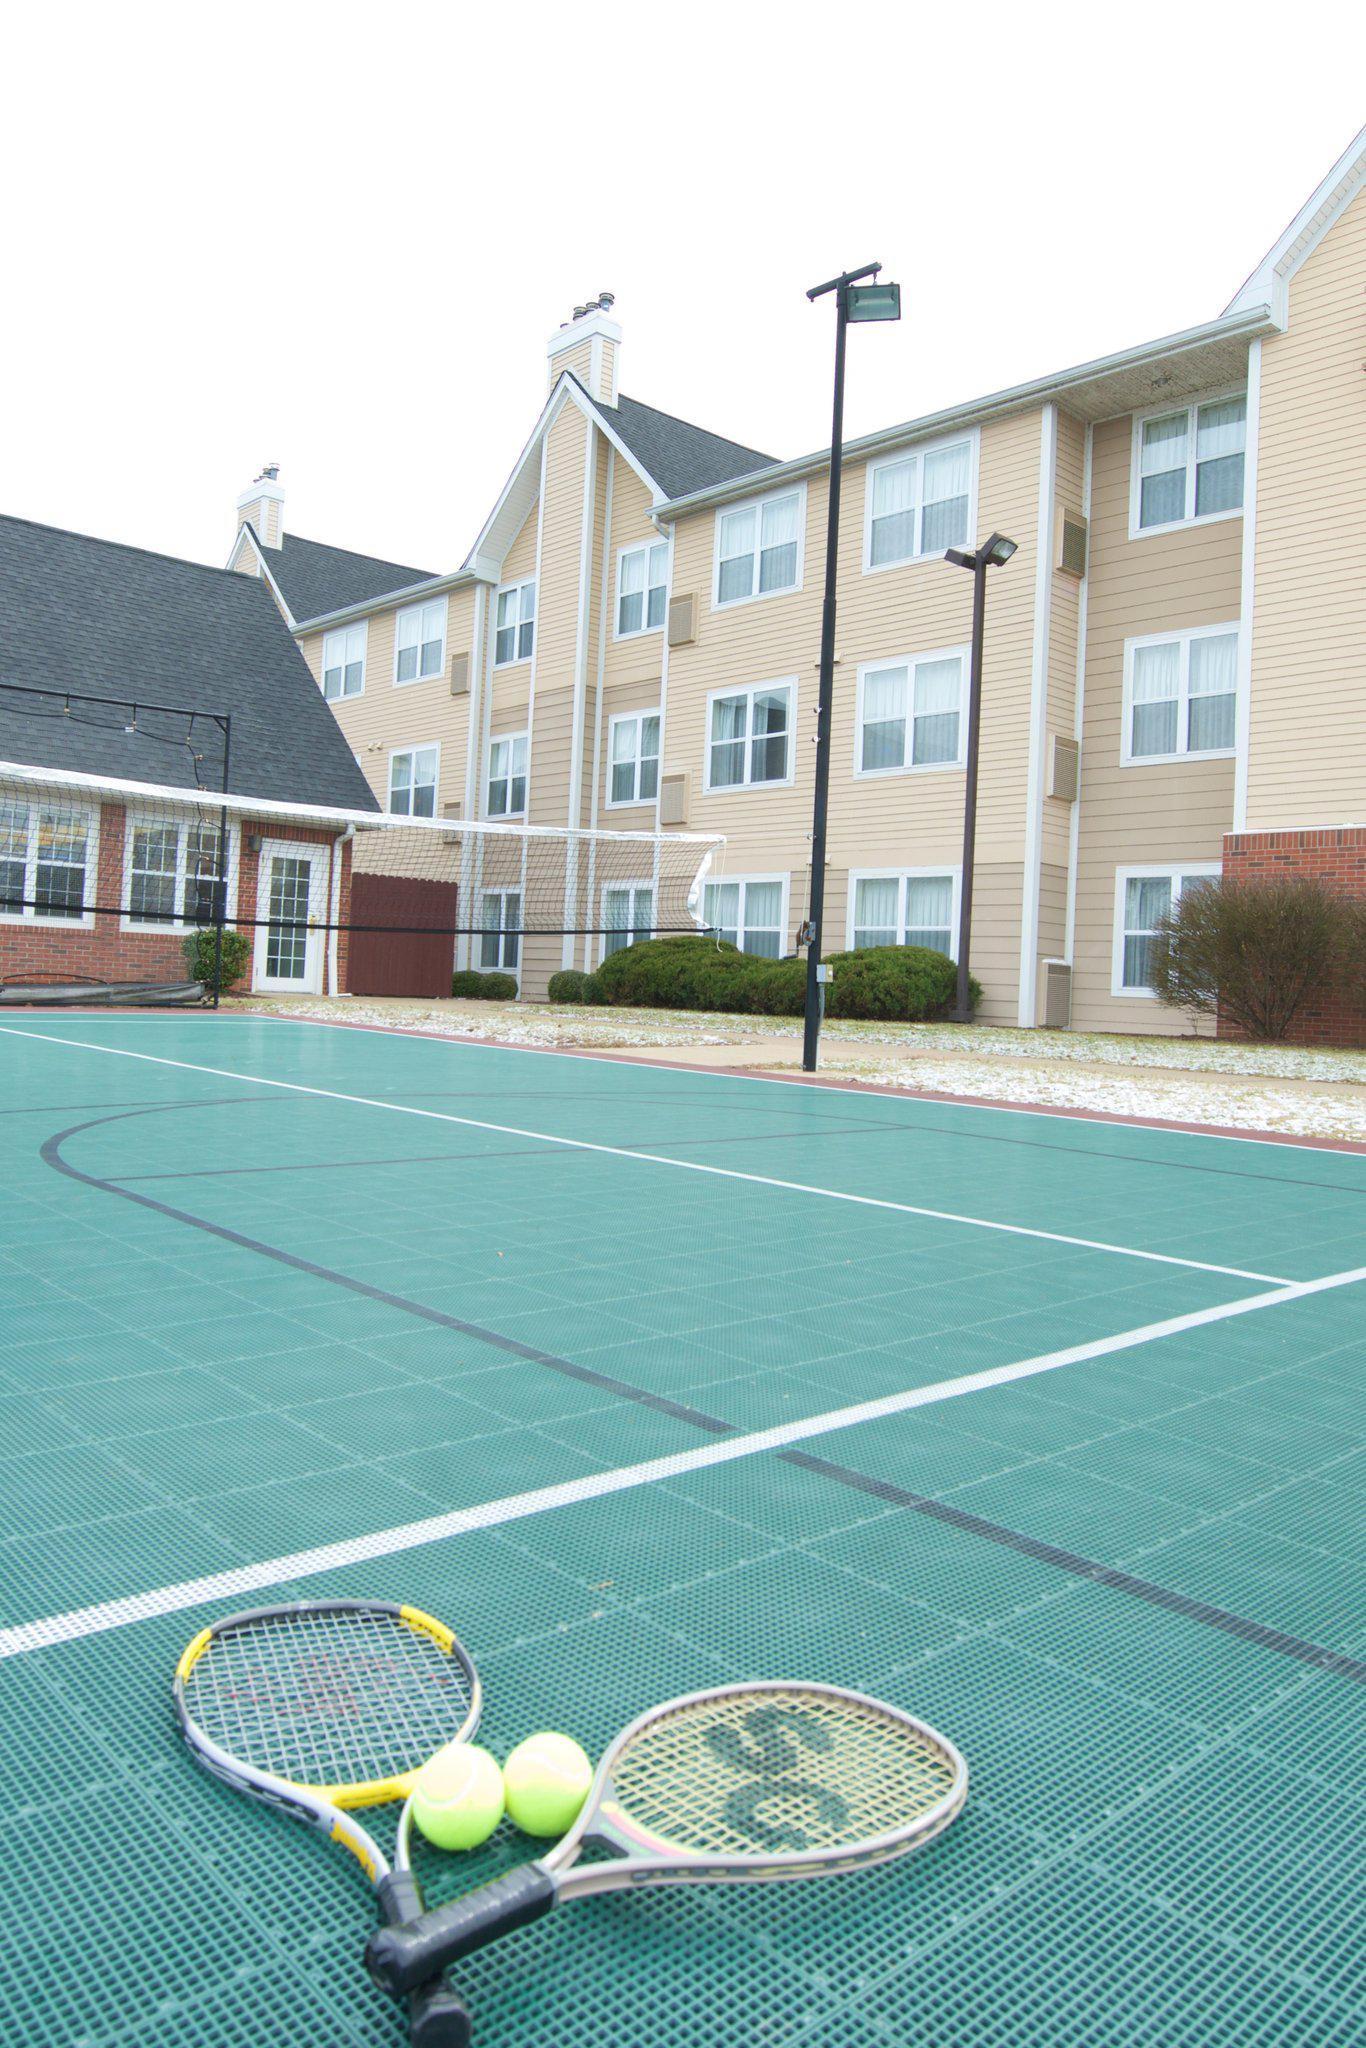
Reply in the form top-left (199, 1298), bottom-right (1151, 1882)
top-left (254, 462), bottom-right (280, 483)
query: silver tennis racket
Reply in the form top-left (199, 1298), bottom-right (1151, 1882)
top-left (367, 1679), bottom-right (967, 2001)
top-left (175, 1598), bottom-right (481, 2047)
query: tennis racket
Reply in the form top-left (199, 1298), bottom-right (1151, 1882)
top-left (366, 1679), bottom-right (967, 2001)
top-left (175, 1598), bottom-right (480, 2047)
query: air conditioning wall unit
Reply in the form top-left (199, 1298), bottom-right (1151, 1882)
top-left (659, 771), bottom-right (689, 826)
top-left (1042, 959), bottom-right (1072, 1029)
top-left (1049, 735), bottom-right (1080, 803)
top-left (667, 594), bottom-right (697, 647)
top-left (450, 653), bottom-right (470, 695)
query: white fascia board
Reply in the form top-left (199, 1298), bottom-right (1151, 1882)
top-left (224, 523), bottom-right (298, 630)
top-left (1224, 125), bottom-right (1366, 320)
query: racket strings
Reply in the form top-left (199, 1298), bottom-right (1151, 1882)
top-left (608, 1689), bottom-right (960, 1860)
top-left (184, 1607), bottom-right (471, 1790)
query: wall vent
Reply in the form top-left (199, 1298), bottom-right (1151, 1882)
top-left (1058, 510), bottom-right (1088, 578)
top-left (1043, 959), bottom-right (1072, 1029)
top-left (1049, 735), bottom-right (1080, 803)
top-left (659, 771), bottom-right (689, 827)
top-left (667, 593), bottom-right (696, 647)
top-left (449, 653), bottom-right (470, 695)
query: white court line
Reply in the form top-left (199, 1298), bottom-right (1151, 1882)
top-left (3, 1259), bottom-right (1362, 1661)
top-left (0, 1023), bottom-right (1289, 1283)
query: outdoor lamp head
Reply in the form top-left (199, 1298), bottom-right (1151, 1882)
top-left (844, 280), bottom-right (901, 322)
top-left (982, 532), bottom-right (1018, 566)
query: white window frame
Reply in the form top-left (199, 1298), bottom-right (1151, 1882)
top-left (614, 539), bottom-right (670, 640)
top-left (845, 868), bottom-right (962, 957)
top-left (0, 799), bottom-right (99, 929)
top-left (486, 731), bottom-right (529, 819)
top-left (703, 678), bottom-right (797, 794)
top-left (1111, 862), bottom-right (1221, 998)
top-left (711, 484), bottom-right (807, 611)
top-left (393, 596), bottom-right (448, 687)
top-left (861, 429), bottom-right (979, 573)
top-left (1128, 389), bottom-right (1247, 540)
top-left (599, 880), bottom-right (655, 964)
top-left (605, 709), bottom-right (661, 810)
top-left (701, 873), bottom-right (790, 958)
top-left (121, 814), bottom-right (240, 934)
top-left (387, 743), bottom-right (440, 818)
top-left (854, 647), bottom-right (970, 779)
top-left (321, 620), bottom-right (367, 702)
top-left (478, 889), bottom-right (522, 978)
top-left (494, 580), bottom-right (536, 667)
top-left (1121, 625), bottom-right (1239, 765)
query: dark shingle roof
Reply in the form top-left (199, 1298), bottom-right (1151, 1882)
top-left (260, 531), bottom-right (436, 624)
top-left (594, 392), bottom-right (777, 500)
top-left (0, 513), bottom-right (380, 811)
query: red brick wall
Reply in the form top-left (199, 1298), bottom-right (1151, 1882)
top-left (1220, 827), bottom-right (1366, 1046)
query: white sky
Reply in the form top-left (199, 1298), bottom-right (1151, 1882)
top-left (4, 3), bottom-right (1363, 576)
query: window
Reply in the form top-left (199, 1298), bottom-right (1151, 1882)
top-left (603, 884), bottom-right (654, 957)
top-left (857, 650), bottom-right (967, 774)
top-left (127, 818), bottom-right (230, 929)
top-left (702, 876), bottom-right (787, 958)
top-left (849, 871), bottom-right (957, 956)
top-left (608, 711), bottom-right (660, 807)
top-left (495, 581), bottom-right (536, 665)
top-left (487, 733), bottom-right (528, 817)
top-left (616, 542), bottom-right (668, 636)
top-left (706, 681), bottom-right (794, 791)
top-left (1133, 395), bottom-right (1246, 532)
top-left (714, 489), bottom-right (803, 606)
top-left (1124, 627), bottom-right (1238, 761)
top-left (394, 598), bottom-right (447, 684)
top-left (389, 745), bottom-right (439, 817)
top-left (322, 621), bottom-right (366, 701)
top-left (0, 801), bottom-right (95, 923)
top-left (865, 436), bottom-right (974, 568)
top-left (1113, 865), bottom-right (1220, 994)
top-left (479, 890), bottom-right (521, 971)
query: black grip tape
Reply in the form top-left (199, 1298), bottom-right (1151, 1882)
top-left (377, 1871), bottom-right (473, 2048)
top-left (367, 1864), bottom-right (558, 1998)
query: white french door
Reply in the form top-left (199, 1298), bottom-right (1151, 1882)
top-left (252, 841), bottom-right (324, 993)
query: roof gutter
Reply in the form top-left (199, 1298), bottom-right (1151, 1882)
top-left (293, 565), bottom-right (488, 637)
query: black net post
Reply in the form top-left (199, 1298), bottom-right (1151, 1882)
top-left (211, 714), bottom-right (231, 1011)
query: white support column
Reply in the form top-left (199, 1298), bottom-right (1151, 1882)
top-left (1017, 404), bottom-right (1057, 1028)
top-left (584, 447), bottom-right (615, 971)
top-left (1232, 337), bottom-right (1262, 833)
top-left (563, 414), bottom-right (598, 969)
top-left (1062, 422), bottom-right (1093, 970)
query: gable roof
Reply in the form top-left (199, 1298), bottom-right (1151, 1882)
top-left (261, 530), bottom-right (436, 626)
top-left (593, 393), bottom-right (777, 500)
top-left (0, 513), bottom-right (380, 811)
top-left (1225, 123), bottom-right (1366, 321)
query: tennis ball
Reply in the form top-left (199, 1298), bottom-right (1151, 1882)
top-left (502, 1732), bottom-right (593, 1838)
top-left (410, 1741), bottom-right (504, 1851)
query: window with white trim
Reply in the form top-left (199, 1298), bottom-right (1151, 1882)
top-left (702, 877), bottom-right (786, 958)
top-left (494, 581), bottom-right (536, 666)
top-left (0, 800), bottom-right (96, 923)
top-left (603, 884), bottom-right (654, 957)
top-left (127, 818), bottom-right (230, 929)
top-left (616, 542), bottom-right (668, 636)
top-left (1125, 627), bottom-right (1238, 761)
top-left (607, 711), bottom-right (660, 807)
top-left (479, 890), bottom-right (521, 971)
top-left (1134, 395), bottom-right (1245, 531)
top-left (707, 682), bottom-right (793, 790)
top-left (388, 745), bottom-right (439, 817)
top-left (858, 650), bottom-right (966, 774)
top-left (394, 598), bottom-right (447, 684)
top-left (715, 489), bottom-right (801, 605)
top-left (850, 872), bottom-right (956, 955)
top-left (865, 437), bottom-right (973, 567)
top-left (322, 622), bottom-right (366, 701)
top-left (486, 734), bottom-right (528, 818)
top-left (1115, 865), bottom-right (1220, 993)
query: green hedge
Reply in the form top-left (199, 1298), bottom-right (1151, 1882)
top-left (183, 928), bottom-right (252, 995)
top-left (547, 969), bottom-right (608, 1005)
top-left (450, 969), bottom-right (518, 1000)
top-left (560, 936), bottom-right (980, 1021)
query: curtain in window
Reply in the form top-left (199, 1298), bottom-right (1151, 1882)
top-left (479, 891), bottom-right (521, 970)
top-left (1194, 398), bottom-right (1245, 517)
top-left (0, 802), bottom-right (27, 912)
top-left (905, 876), bottom-right (954, 953)
top-left (35, 808), bottom-right (89, 918)
top-left (1139, 412), bottom-right (1188, 527)
top-left (646, 544), bottom-right (668, 629)
top-left (920, 443), bottom-right (971, 552)
top-left (861, 666), bottom-right (907, 771)
top-left (1131, 641), bottom-right (1180, 756)
top-left (410, 753), bottom-right (437, 818)
top-left (1123, 875), bottom-right (1172, 987)
top-left (758, 495), bottom-right (798, 593)
top-left (517, 584), bottom-right (536, 660)
top-left (420, 603), bottom-right (444, 677)
top-left (618, 549), bottom-right (646, 634)
top-left (740, 879), bottom-right (782, 956)
top-left (703, 880), bottom-right (740, 946)
top-left (1187, 632), bottom-right (1237, 751)
top-left (396, 609), bottom-right (421, 682)
top-left (390, 754), bottom-right (413, 813)
top-left (610, 717), bottom-right (640, 802)
top-left (853, 875), bottom-right (899, 949)
top-left (717, 508), bottom-right (756, 602)
top-left (495, 591), bottom-right (517, 665)
top-left (709, 695), bottom-right (748, 786)
top-left (911, 658), bottom-right (962, 765)
top-left (869, 456), bottom-right (915, 565)
top-left (605, 885), bottom-right (654, 955)
top-left (749, 690), bottom-right (790, 783)
top-left (130, 824), bottom-right (179, 924)
top-left (639, 714), bottom-right (660, 800)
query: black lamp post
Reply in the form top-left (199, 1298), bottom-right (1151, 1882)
top-left (943, 532), bottom-right (1018, 1023)
top-left (802, 262), bottom-right (901, 1073)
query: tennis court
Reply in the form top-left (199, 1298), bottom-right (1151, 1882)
top-left (1, 1009), bottom-right (1362, 2047)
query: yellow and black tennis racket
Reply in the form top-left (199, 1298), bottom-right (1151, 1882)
top-left (175, 1598), bottom-right (480, 2047)
top-left (367, 1679), bottom-right (967, 2004)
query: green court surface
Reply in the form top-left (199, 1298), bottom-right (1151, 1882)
top-left (0, 1010), bottom-right (1362, 2047)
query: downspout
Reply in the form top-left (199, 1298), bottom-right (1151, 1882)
top-left (327, 822), bottom-right (354, 994)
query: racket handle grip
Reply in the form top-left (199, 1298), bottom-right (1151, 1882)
top-left (376, 1871), bottom-right (473, 2048)
top-left (368, 1865), bottom-right (557, 1998)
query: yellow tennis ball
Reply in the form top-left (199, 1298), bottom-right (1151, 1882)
top-left (410, 1741), bottom-right (504, 1851)
top-left (502, 1732), bottom-right (593, 1838)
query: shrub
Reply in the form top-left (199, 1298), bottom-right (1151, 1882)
top-left (739, 957), bottom-right (806, 1016)
top-left (183, 927), bottom-right (252, 995)
top-left (823, 945), bottom-right (978, 1021)
top-left (592, 934), bottom-right (759, 1011)
top-left (450, 969), bottom-right (518, 1000)
top-left (1149, 876), bottom-right (1350, 1041)
top-left (548, 969), bottom-right (592, 1004)
top-left (573, 934), bottom-right (983, 1022)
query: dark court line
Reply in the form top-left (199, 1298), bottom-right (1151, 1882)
top-left (39, 1101), bottom-right (1364, 1688)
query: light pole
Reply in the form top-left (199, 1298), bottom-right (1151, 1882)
top-left (943, 531), bottom-right (1018, 1023)
top-left (802, 263), bottom-right (901, 1073)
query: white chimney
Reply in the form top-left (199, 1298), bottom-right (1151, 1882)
top-left (236, 463), bottom-right (285, 550)
top-left (546, 297), bottom-right (620, 404)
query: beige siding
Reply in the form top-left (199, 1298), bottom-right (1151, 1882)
top-left (527, 407), bottom-right (590, 844)
top-left (1246, 184), bottom-right (1366, 826)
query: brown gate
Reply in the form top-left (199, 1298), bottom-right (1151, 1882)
top-left (347, 874), bottom-right (458, 998)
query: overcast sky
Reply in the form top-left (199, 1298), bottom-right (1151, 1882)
top-left (5, 4), bottom-right (1363, 577)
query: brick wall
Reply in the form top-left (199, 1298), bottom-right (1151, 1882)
top-left (1221, 826), bottom-right (1366, 1046)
